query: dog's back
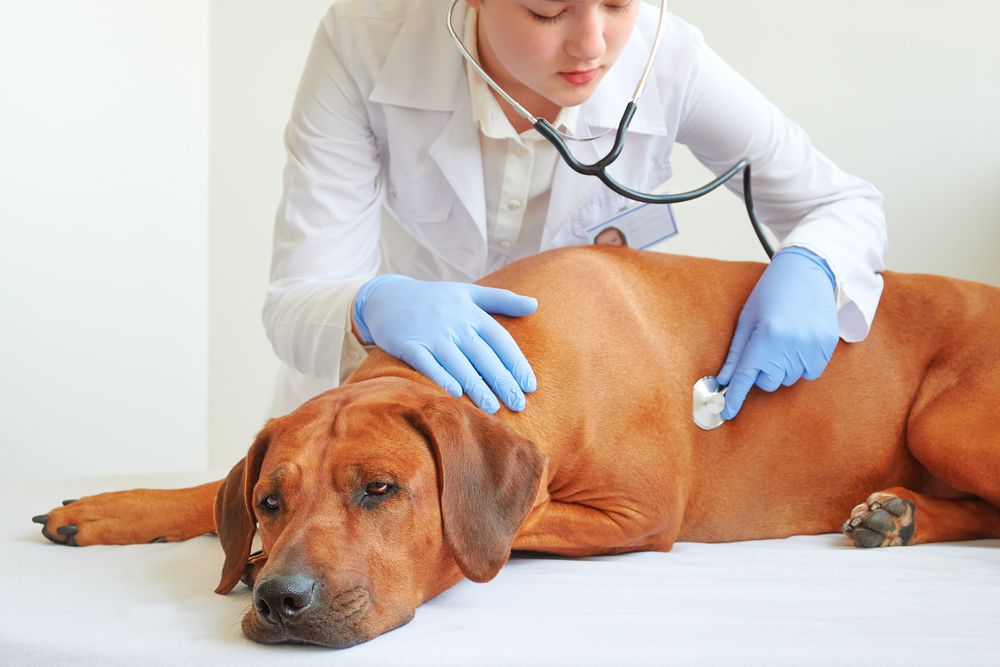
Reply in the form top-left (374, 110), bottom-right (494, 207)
top-left (479, 245), bottom-right (1000, 547)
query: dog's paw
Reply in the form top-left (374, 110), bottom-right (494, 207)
top-left (33, 486), bottom-right (218, 546)
top-left (32, 492), bottom-right (170, 547)
top-left (842, 492), bottom-right (916, 548)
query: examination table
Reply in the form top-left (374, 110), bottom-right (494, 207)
top-left (5, 471), bottom-right (999, 666)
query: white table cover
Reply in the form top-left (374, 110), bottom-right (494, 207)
top-left (5, 471), bottom-right (999, 666)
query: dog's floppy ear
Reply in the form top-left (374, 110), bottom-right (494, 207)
top-left (407, 400), bottom-right (547, 583)
top-left (213, 432), bottom-right (270, 594)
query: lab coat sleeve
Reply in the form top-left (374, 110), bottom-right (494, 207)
top-left (263, 16), bottom-right (385, 384)
top-left (674, 34), bottom-right (887, 343)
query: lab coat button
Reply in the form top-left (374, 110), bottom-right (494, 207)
top-left (349, 351), bottom-right (361, 362)
top-left (516, 145), bottom-right (527, 156)
top-left (499, 240), bottom-right (511, 249)
top-left (507, 200), bottom-right (521, 211)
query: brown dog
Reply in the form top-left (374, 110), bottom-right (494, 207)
top-left (34, 246), bottom-right (1000, 647)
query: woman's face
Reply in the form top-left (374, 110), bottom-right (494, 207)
top-left (466, 0), bottom-right (640, 114)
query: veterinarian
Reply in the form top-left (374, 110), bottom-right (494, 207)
top-left (263, 0), bottom-right (886, 420)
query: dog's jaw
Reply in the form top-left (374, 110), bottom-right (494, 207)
top-left (241, 580), bottom-right (411, 648)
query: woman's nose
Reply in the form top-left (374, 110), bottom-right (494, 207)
top-left (565, 13), bottom-right (606, 62)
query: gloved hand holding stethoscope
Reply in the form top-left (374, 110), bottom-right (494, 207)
top-left (713, 247), bottom-right (840, 421)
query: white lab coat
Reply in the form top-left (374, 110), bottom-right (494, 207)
top-left (263, 0), bottom-right (887, 417)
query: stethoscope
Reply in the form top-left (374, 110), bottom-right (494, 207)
top-left (446, 0), bottom-right (767, 429)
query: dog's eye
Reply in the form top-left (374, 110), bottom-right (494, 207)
top-left (261, 495), bottom-right (280, 511)
top-left (366, 482), bottom-right (390, 496)
top-left (358, 481), bottom-right (396, 508)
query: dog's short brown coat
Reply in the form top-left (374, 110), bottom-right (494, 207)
top-left (37, 247), bottom-right (1000, 647)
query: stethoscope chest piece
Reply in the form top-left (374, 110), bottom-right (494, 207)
top-left (693, 376), bottom-right (728, 431)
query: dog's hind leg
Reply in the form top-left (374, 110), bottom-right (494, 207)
top-left (883, 318), bottom-right (1000, 545)
top-left (33, 482), bottom-right (222, 547)
top-left (842, 487), bottom-right (1000, 547)
top-left (905, 380), bottom-right (1000, 511)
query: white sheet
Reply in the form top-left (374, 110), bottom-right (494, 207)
top-left (5, 472), bottom-right (999, 666)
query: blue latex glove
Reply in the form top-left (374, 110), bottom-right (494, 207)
top-left (352, 275), bottom-right (538, 414)
top-left (716, 247), bottom-right (839, 420)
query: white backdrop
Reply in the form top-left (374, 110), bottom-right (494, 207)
top-left (0, 2), bottom-right (210, 482)
top-left (2, 0), bottom-right (998, 482)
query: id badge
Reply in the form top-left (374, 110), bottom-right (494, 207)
top-left (586, 203), bottom-right (677, 249)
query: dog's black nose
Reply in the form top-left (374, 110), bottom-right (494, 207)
top-left (253, 573), bottom-right (316, 624)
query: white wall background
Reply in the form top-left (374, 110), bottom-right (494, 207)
top-left (662, 0), bottom-right (1000, 285)
top-left (2, 0), bottom-right (998, 483)
top-left (0, 2), bottom-right (210, 482)
top-left (208, 0), bottom-right (333, 469)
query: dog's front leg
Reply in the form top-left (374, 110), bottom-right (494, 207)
top-left (32, 482), bottom-right (222, 546)
top-left (513, 499), bottom-right (679, 557)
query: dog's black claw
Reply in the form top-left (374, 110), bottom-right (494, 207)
top-left (41, 525), bottom-right (78, 546)
top-left (62, 499), bottom-right (79, 506)
top-left (151, 537), bottom-right (167, 544)
top-left (56, 525), bottom-right (78, 537)
top-left (32, 515), bottom-right (49, 525)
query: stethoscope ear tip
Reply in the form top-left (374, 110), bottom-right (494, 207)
top-left (693, 376), bottom-right (727, 430)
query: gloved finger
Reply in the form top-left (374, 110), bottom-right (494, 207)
top-left (755, 368), bottom-right (784, 393)
top-left (720, 364), bottom-right (759, 421)
top-left (398, 343), bottom-right (463, 399)
top-left (435, 343), bottom-right (501, 414)
top-left (716, 321), bottom-right (755, 387)
top-left (801, 345), bottom-right (835, 381)
top-left (476, 315), bottom-right (537, 393)
top-left (466, 284), bottom-right (538, 318)
top-left (781, 351), bottom-right (808, 386)
top-left (460, 331), bottom-right (527, 412)
top-left (776, 339), bottom-right (826, 385)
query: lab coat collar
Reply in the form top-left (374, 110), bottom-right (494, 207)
top-left (370, 0), bottom-right (465, 111)
top-left (428, 83), bottom-right (489, 244)
top-left (371, 0), bottom-right (489, 252)
top-left (371, 0), bottom-right (667, 138)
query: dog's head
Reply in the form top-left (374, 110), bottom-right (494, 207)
top-left (212, 377), bottom-right (546, 648)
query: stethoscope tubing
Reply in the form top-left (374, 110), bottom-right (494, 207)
top-left (535, 104), bottom-right (773, 258)
top-left (446, 0), bottom-right (775, 259)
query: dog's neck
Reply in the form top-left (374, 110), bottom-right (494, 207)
top-left (344, 349), bottom-right (442, 392)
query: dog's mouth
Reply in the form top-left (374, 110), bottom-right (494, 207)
top-left (241, 580), bottom-right (412, 648)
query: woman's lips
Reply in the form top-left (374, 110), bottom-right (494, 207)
top-left (558, 68), bottom-right (599, 85)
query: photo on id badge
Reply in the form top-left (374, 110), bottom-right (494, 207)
top-left (587, 203), bottom-right (677, 249)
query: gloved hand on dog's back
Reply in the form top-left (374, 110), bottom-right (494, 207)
top-left (717, 246), bottom-right (839, 420)
top-left (352, 275), bottom-right (538, 414)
